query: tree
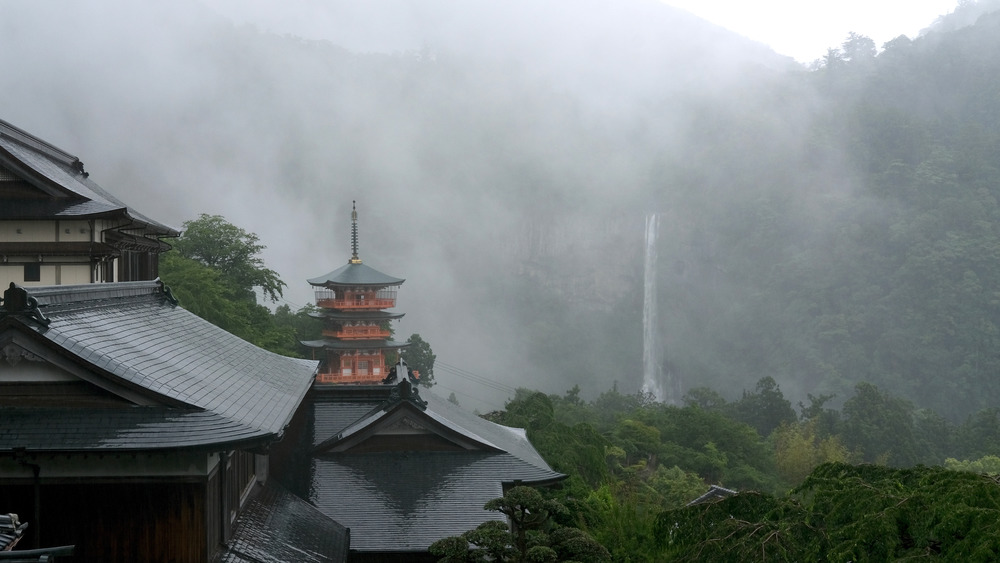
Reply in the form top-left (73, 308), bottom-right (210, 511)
top-left (658, 463), bottom-right (1000, 561)
top-left (429, 486), bottom-right (609, 563)
top-left (841, 32), bottom-right (876, 63)
top-left (841, 382), bottom-right (920, 465)
top-left (771, 419), bottom-right (851, 486)
top-left (159, 215), bottom-right (300, 355)
top-left (729, 377), bottom-right (797, 437)
top-left (403, 333), bottom-right (436, 386)
top-left (171, 214), bottom-right (286, 302)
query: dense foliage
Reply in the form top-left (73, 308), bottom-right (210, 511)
top-left (159, 214), bottom-right (321, 356)
top-left (643, 9), bottom-right (1000, 420)
top-left (659, 463), bottom-right (1000, 561)
top-left (484, 378), bottom-right (1000, 561)
top-left (429, 486), bottom-right (610, 563)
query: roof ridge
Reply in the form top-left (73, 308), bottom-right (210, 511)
top-left (27, 280), bottom-right (172, 313)
top-left (0, 118), bottom-right (83, 172)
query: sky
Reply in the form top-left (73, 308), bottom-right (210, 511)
top-left (200, 0), bottom-right (962, 64)
top-left (662, 0), bottom-right (960, 63)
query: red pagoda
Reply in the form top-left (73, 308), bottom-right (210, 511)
top-left (304, 202), bottom-right (409, 384)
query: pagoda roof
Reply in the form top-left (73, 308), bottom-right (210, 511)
top-left (308, 310), bottom-right (405, 321)
top-left (307, 262), bottom-right (404, 288)
top-left (300, 338), bottom-right (410, 351)
top-left (0, 281), bottom-right (317, 452)
top-left (0, 119), bottom-right (178, 237)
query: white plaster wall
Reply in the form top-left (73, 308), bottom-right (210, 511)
top-left (57, 220), bottom-right (92, 242)
top-left (0, 220), bottom-right (55, 242)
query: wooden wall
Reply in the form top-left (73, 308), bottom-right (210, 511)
top-left (1, 481), bottom-right (208, 562)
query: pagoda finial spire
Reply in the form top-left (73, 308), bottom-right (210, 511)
top-left (350, 200), bottom-right (362, 264)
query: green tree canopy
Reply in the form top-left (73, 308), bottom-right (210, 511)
top-left (403, 333), bottom-right (436, 387)
top-left (159, 215), bottom-right (303, 356)
top-left (171, 213), bottom-right (286, 302)
top-left (429, 486), bottom-right (609, 563)
top-left (658, 462), bottom-right (1000, 561)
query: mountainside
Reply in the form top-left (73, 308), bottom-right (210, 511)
top-left (3, 0), bottom-right (1000, 417)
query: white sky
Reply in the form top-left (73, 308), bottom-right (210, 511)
top-left (661, 0), bottom-right (960, 63)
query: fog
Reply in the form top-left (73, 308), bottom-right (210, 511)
top-left (0, 0), bottom-right (947, 412)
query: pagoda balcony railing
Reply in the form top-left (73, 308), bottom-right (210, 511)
top-left (315, 296), bottom-right (397, 310)
top-left (323, 327), bottom-right (392, 339)
top-left (315, 371), bottom-right (385, 384)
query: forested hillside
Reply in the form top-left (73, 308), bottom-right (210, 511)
top-left (483, 378), bottom-right (1000, 561)
top-left (650, 8), bottom-right (1000, 420)
top-left (3, 1), bottom-right (1000, 419)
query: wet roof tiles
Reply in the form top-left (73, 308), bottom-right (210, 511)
top-left (311, 451), bottom-right (561, 553)
top-left (306, 385), bottom-right (565, 553)
top-left (4, 282), bottom-right (318, 450)
top-left (0, 119), bottom-right (177, 235)
top-left (222, 481), bottom-right (348, 563)
top-left (0, 408), bottom-right (270, 451)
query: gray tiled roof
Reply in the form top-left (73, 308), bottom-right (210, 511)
top-left (310, 451), bottom-right (563, 553)
top-left (307, 262), bottom-right (404, 287)
top-left (222, 481), bottom-right (348, 563)
top-left (0, 119), bottom-right (177, 235)
top-left (306, 386), bottom-right (565, 553)
top-left (0, 408), bottom-right (271, 451)
top-left (312, 387), bottom-right (556, 474)
top-left (4, 282), bottom-right (317, 450)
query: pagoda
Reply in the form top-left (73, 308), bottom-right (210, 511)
top-left (303, 202), bottom-right (409, 384)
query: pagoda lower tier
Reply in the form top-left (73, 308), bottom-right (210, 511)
top-left (302, 338), bottom-right (410, 384)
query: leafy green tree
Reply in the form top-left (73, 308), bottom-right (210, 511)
top-left (272, 303), bottom-right (323, 342)
top-left (171, 213), bottom-right (286, 302)
top-left (159, 215), bottom-right (301, 355)
top-left (841, 382), bottom-right (921, 465)
top-left (771, 419), bottom-right (851, 486)
top-left (429, 486), bottom-right (609, 563)
top-left (945, 455), bottom-right (1000, 474)
top-left (658, 463), bottom-right (1000, 561)
top-left (956, 408), bottom-right (1000, 460)
top-left (729, 377), bottom-right (797, 437)
top-left (681, 387), bottom-right (728, 411)
top-left (841, 32), bottom-right (876, 63)
top-left (403, 333), bottom-right (436, 386)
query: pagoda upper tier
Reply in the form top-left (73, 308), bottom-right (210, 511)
top-left (308, 262), bottom-right (404, 310)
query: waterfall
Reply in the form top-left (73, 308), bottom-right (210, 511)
top-left (642, 213), bottom-right (663, 402)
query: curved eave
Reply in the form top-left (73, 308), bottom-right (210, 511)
top-left (308, 310), bottom-right (405, 321)
top-left (0, 407), bottom-right (276, 453)
top-left (301, 339), bottom-right (411, 350)
top-left (0, 125), bottom-right (179, 236)
top-left (307, 262), bottom-right (405, 287)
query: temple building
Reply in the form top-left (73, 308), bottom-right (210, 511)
top-left (0, 119), bottom-right (346, 562)
top-left (1, 118), bottom-right (565, 562)
top-left (274, 375), bottom-right (566, 562)
top-left (303, 203), bottom-right (410, 384)
top-left (0, 118), bottom-right (178, 287)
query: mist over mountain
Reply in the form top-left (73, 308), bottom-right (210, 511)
top-left (2, 0), bottom-right (998, 417)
